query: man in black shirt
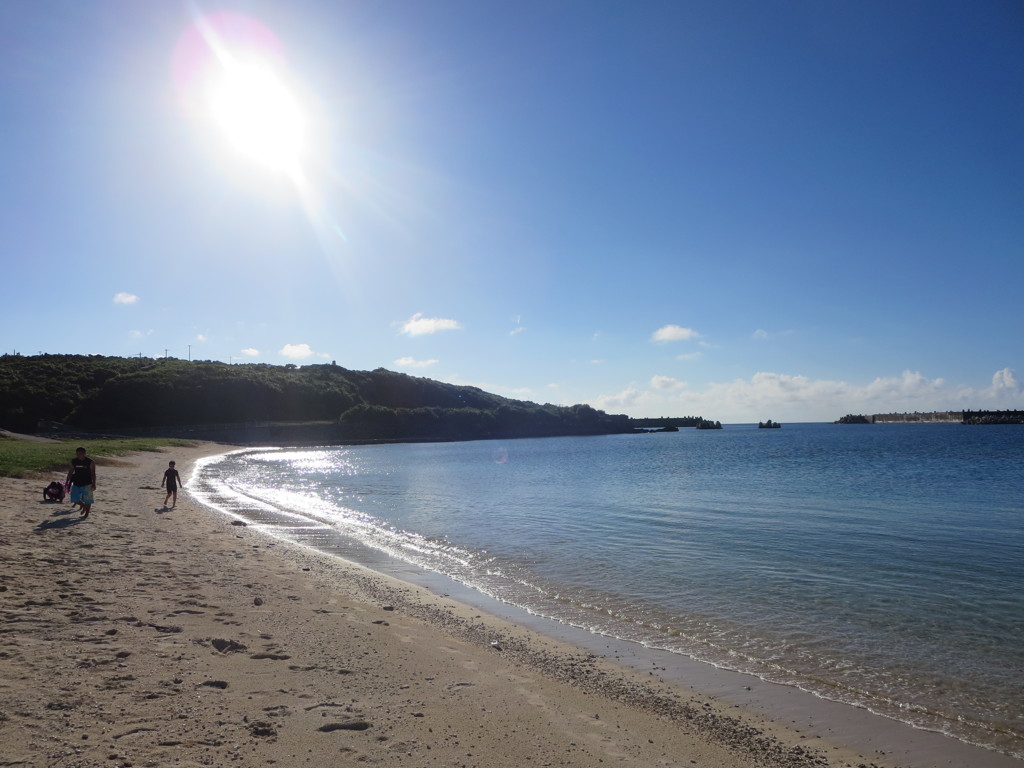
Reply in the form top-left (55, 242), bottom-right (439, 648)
top-left (66, 446), bottom-right (96, 518)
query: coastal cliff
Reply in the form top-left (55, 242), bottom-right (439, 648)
top-left (0, 354), bottom-right (632, 443)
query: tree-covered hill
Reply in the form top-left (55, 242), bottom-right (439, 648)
top-left (0, 354), bottom-right (630, 442)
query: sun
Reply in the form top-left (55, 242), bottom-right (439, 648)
top-left (174, 12), bottom-right (311, 176)
top-left (206, 55), bottom-right (306, 173)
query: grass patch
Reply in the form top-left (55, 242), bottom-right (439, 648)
top-left (0, 435), bottom-right (196, 478)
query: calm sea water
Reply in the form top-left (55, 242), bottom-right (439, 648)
top-left (191, 423), bottom-right (1024, 758)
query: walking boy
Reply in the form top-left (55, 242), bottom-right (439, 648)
top-left (162, 460), bottom-right (183, 508)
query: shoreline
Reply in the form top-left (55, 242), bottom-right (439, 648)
top-left (2, 443), bottom-right (1018, 767)
top-left (191, 449), bottom-right (1024, 768)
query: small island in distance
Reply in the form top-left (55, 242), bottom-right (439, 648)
top-left (695, 418), bottom-right (723, 430)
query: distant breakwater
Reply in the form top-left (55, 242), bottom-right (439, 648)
top-left (871, 410), bottom-right (1024, 425)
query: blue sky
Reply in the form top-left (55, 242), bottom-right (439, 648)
top-left (2, 1), bottom-right (1021, 422)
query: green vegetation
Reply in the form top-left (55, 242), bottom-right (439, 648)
top-left (1, 354), bottom-right (631, 442)
top-left (0, 354), bottom-right (150, 433)
top-left (0, 433), bottom-right (195, 477)
top-left (835, 414), bottom-right (871, 424)
top-left (695, 418), bottom-right (722, 430)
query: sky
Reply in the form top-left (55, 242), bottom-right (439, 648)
top-left (1, 1), bottom-right (1022, 423)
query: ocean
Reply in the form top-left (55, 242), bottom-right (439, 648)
top-left (190, 422), bottom-right (1024, 759)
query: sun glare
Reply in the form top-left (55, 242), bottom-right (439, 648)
top-left (207, 56), bottom-right (306, 172)
top-left (174, 12), bottom-right (312, 177)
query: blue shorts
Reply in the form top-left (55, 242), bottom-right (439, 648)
top-left (71, 485), bottom-right (94, 505)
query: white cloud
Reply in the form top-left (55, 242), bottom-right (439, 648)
top-left (863, 370), bottom-right (945, 399)
top-left (651, 375), bottom-right (686, 391)
top-left (241, 348), bottom-right (260, 357)
top-left (280, 343), bottom-right (315, 360)
top-left (195, 333), bottom-right (208, 343)
top-left (990, 367), bottom-right (1020, 392)
top-left (710, 370), bottom-right (951, 421)
top-left (591, 369), bottom-right (981, 422)
top-left (592, 385), bottom-right (649, 412)
top-left (651, 324), bottom-right (700, 343)
top-left (752, 329), bottom-right (793, 340)
top-left (129, 329), bottom-right (153, 339)
top-left (113, 292), bottom-right (138, 305)
top-left (395, 356), bottom-right (439, 369)
top-left (509, 326), bottom-right (525, 336)
top-left (958, 368), bottom-right (1023, 404)
top-left (676, 351), bottom-right (702, 361)
top-left (400, 313), bottom-right (462, 336)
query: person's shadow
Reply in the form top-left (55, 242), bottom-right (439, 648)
top-left (40, 501), bottom-right (74, 517)
top-left (36, 516), bottom-right (84, 531)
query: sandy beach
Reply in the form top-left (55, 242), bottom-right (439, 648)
top-left (0, 443), bottom-right (1005, 768)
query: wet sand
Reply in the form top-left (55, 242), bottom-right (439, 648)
top-left (0, 443), bottom-right (1012, 767)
